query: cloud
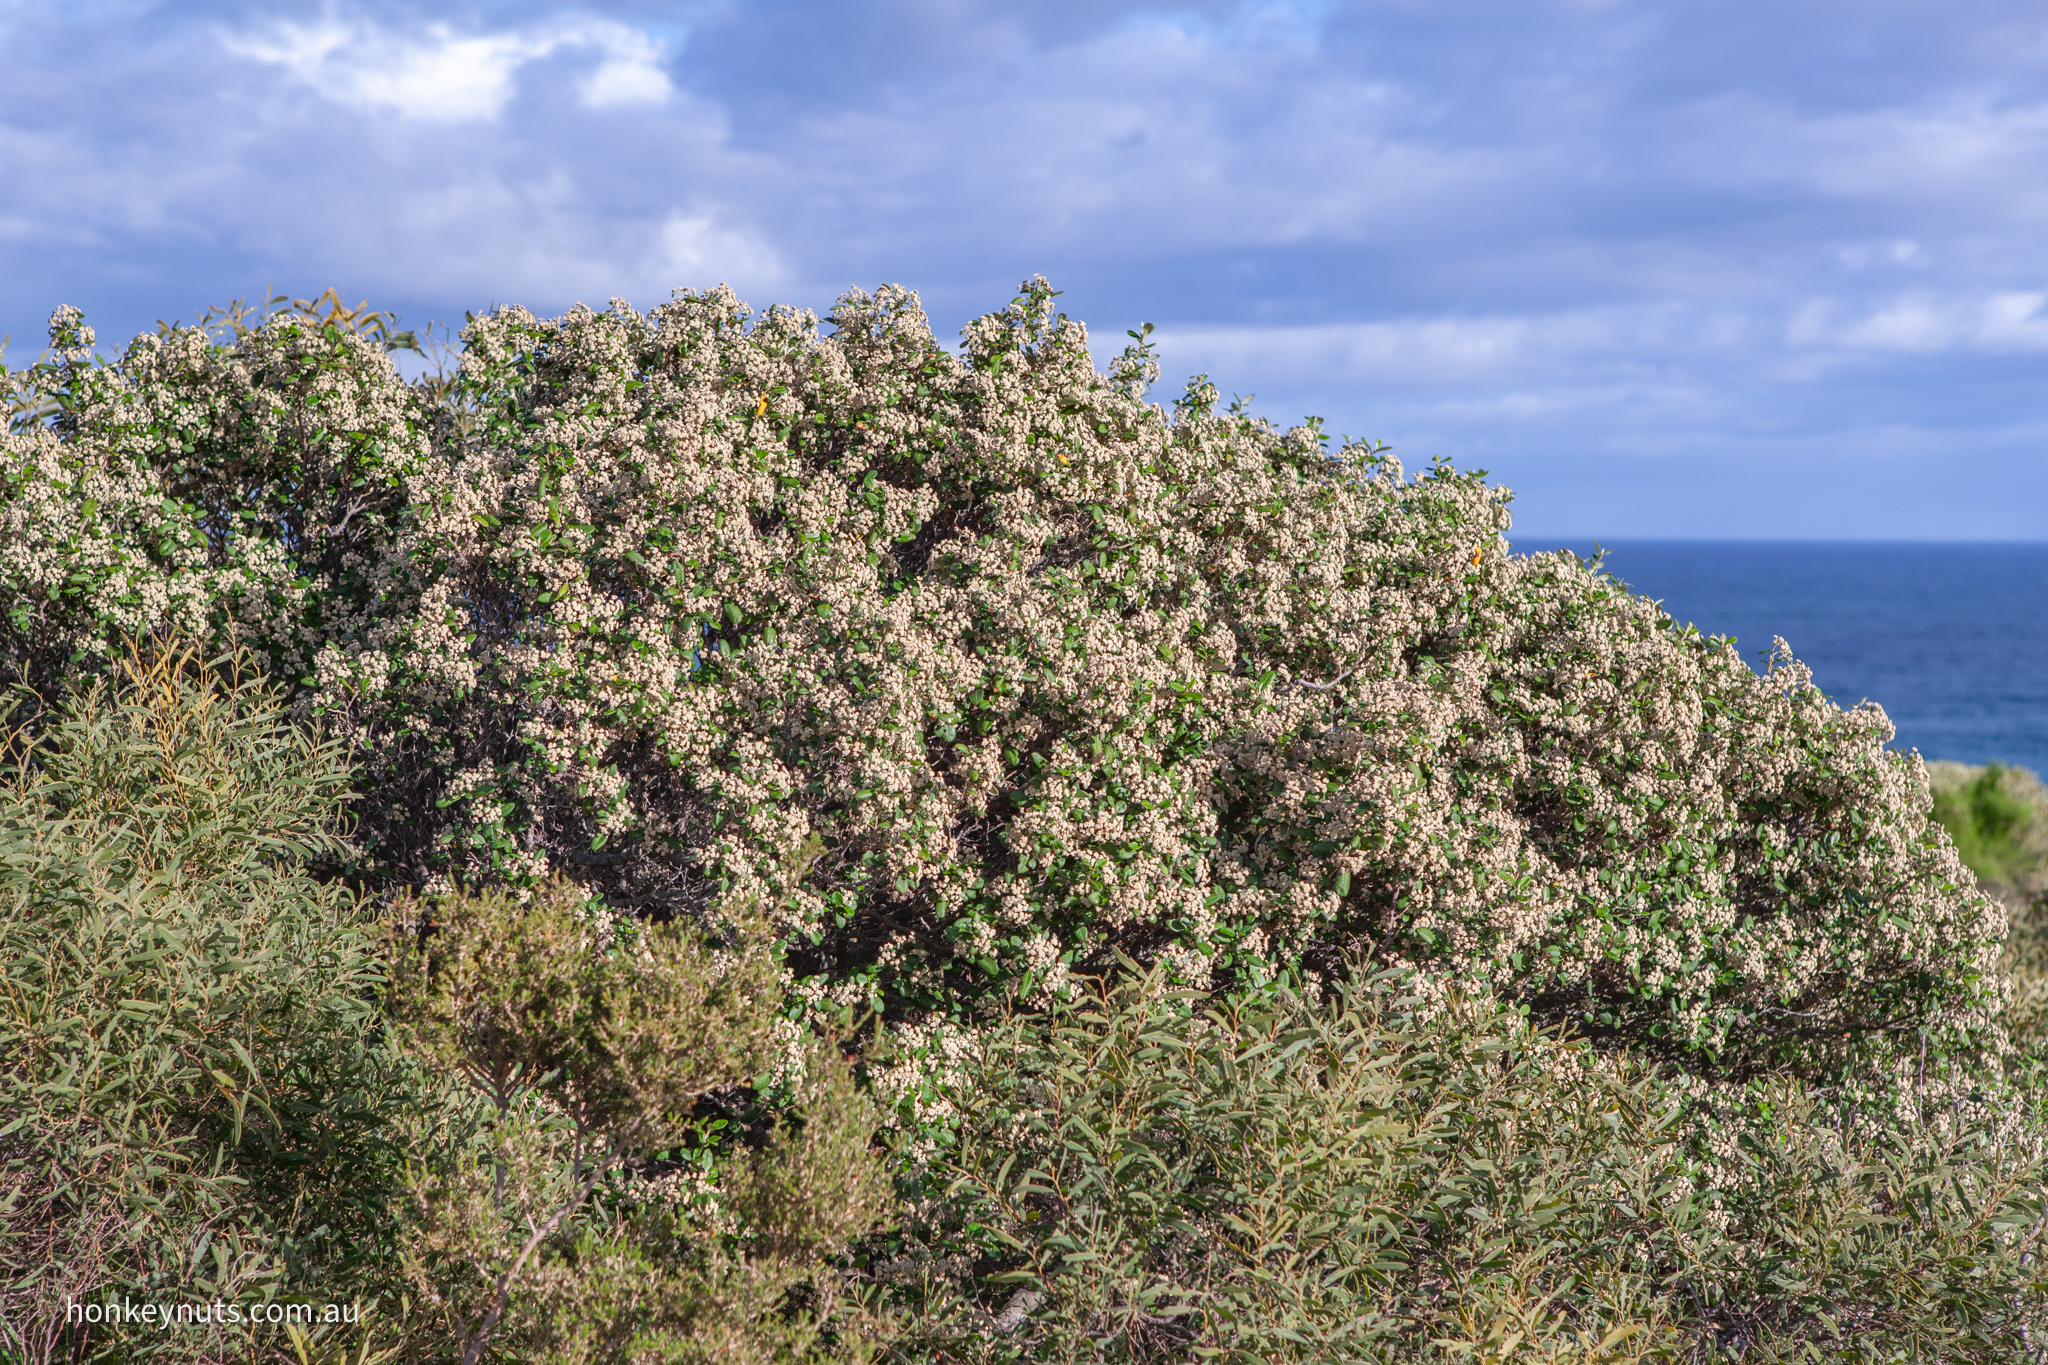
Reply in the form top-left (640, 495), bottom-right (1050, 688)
top-left (9, 1), bottom-right (2048, 538)
top-left (221, 12), bottom-right (673, 121)
top-left (1158, 315), bottom-right (1597, 388)
top-left (654, 214), bottom-right (785, 293)
top-left (1150, 303), bottom-right (1753, 394)
top-left (1787, 292), bottom-right (2048, 353)
top-left (581, 29), bottom-right (672, 108)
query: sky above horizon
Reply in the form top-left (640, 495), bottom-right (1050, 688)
top-left (3, 1), bottom-right (2045, 541)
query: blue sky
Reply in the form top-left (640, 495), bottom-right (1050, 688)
top-left (4, 1), bottom-right (2046, 540)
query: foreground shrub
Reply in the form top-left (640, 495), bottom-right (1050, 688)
top-left (868, 963), bottom-right (2048, 1364)
top-left (0, 282), bottom-right (2003, 1079)
top-left (0, 644), bottom-right (896, 1364)
top-left (0, 642), bottom-right (420, 1364)
top-left (382, 872), bottom-right (894, 1365)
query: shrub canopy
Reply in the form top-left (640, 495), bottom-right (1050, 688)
top-left (0, 280), bottom-right (2002, 1071)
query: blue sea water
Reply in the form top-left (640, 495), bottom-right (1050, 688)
top-left (1508, 540), bottom-right (2048, 779)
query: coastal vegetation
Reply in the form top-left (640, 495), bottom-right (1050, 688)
top-left (3, 284), bottom-right (2046, 1362)
top-left (1928, 761), bottom-right (2048, 905)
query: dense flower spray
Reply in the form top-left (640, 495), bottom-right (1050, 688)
top-left (0, 279), bottom-right (2003, 1074)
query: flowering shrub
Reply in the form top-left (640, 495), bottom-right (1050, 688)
top-left (1, 299), bottom-right (427, 709)
top-left (0, 280), bottom-right (2003, 1073)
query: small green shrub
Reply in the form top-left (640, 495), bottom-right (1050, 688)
top-left (1933, 763), bottom-right (2048, 1074)
top-left (1930, 761), bottom-right (2048, 898)
top-left (381, 871), bottom-right (895, 1365)
top-left (871, 963), bottom-right (1690, 1364)
top-left (866, 962), bottom-right (2048, 1364)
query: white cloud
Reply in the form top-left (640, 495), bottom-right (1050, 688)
top-left (653, 213), bottom-right (786, 293)
top-left (582, 30), bottom-right (672, 109)
top-left (1978, 291), bottom-right (2048, 348)
top-left (1159, 317), bottom-right (1557, 385)
top-left (1152, 305), bottom-right (1736, 390)
top-left (1835, 239), bottom-right (1927, 270)
top-left (222, 13), bottom-right (673, 122)
top-left (1787, 292), bottom-right (2048, 353)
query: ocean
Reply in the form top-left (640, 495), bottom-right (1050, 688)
top-left (1507, 540), bottom-right (2048, 779)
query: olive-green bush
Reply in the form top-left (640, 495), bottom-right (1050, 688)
top-left (868, 961), bottom-right (2048, 1364)
top-left (0, 642), bottom-right (420, 1364)
top-left (0, 281), bottom-right (2003, 1084)
top-left (381, 872), bottom-right (895, 1365)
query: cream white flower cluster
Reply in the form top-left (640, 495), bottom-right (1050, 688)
top-left (0, 279), bottom-right (2003, 1074)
